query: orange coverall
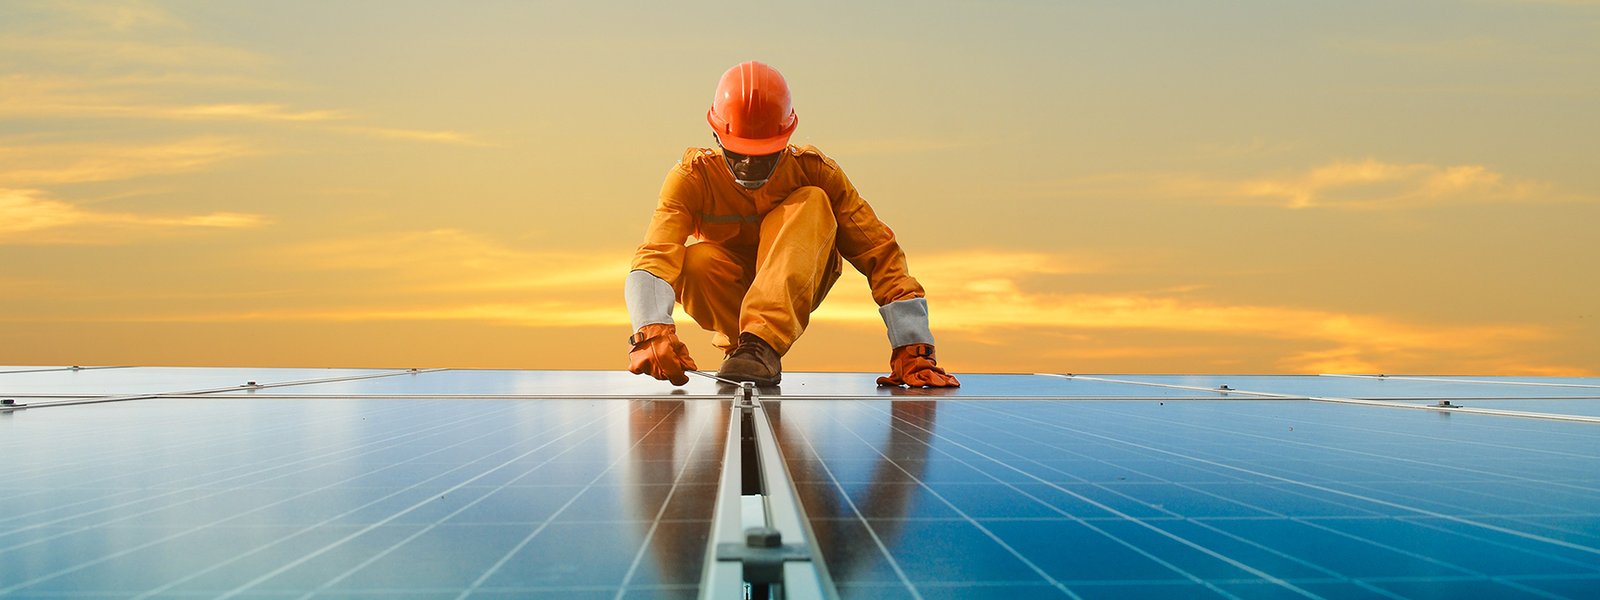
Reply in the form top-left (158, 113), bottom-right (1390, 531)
top-left (631, 145), bottom-right (924, 355)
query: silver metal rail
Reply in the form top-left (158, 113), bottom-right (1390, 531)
top-left (700, 381), bottom-right (836, 600)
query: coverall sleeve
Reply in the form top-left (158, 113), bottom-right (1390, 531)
top-left (812, 158), bottom-right (926, 306)
top-left (630, 154), bottom-right (700, 285)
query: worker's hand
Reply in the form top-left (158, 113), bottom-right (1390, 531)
top-left (628, 324), bottom-right (698, 386)
top-left (876, 343), bottom-right (960, 388)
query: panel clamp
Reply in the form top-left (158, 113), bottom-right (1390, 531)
top-left (736, 381), bottom-right (758, 407)
top-left (715, 526), bottom-right (813, 585)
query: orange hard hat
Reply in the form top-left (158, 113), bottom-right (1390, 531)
top-left (706, 61), bottom-right (798, 155)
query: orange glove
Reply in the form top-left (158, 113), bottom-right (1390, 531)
top-left (628, 324), bottom-right (698, 386)
top-left (876, 343), bottom-right (960, 388)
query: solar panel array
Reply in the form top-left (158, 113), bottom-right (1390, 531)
top-left (3, 367), bottom-right (1598, 599)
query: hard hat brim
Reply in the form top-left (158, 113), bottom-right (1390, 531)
top-left (707, 109), bottom-right (797, 155)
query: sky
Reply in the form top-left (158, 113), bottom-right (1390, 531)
top-left (2, 0), bottom-right (1596, 376)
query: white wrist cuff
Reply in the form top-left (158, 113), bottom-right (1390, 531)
top-left (625, 270), bottom-right (676, 331)
top-left (879, 297), bottom-right (935, 348)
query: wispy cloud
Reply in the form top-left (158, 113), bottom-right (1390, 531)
top-left (273, 229), bottom-right (627, 292)
top-left (45, 0), bottom-right (188, 32)
top-left (811, 249), bottom-right (1567, 374)
top-left (1220, 160), bottom-right (1553, 209)
top-left (0, 7), bottom-right (478, 144)
top-left (1, 187), bottom-right (270, 243)
top-left (1027, 158), bottom-right (1586, 209)
top-left (0, 35), bottom-right (270, 70)
top-left (334, 126), bottom-right (488, 146)
top-left (88, 302), bottom-right (631, 329)
top-left (0, 137), bottom-right (253, 186)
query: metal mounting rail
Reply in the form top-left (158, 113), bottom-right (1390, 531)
top-left (0, 369), bottom-right (448, 412)
top-left (1045, 374), bottom-right (1600, 425)
top-left (1320, 373), bottom-right (1600, 390)
top-left (700, 380), bottom-right (836, 600)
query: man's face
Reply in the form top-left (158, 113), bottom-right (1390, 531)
top-left (715, 135), bottom-right (783, 189)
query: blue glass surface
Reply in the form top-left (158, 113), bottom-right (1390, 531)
top-left (768, 398), bottom-right (1600, 598)
top-left (0, 397), bottom-right (726, 598)
top-left (8, 368), bottom-right (1600, 598)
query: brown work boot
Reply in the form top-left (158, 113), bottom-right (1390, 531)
top-left (717, 333), bottom-right (781, 385)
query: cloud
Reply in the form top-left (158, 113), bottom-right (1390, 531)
top-left (0, 188), bottom-right (270, 243)
top-left (1027, 158), bottom-right (1584, 209)
top-left (811, 249), bottom-right (1563, 374)
top-left (0, 16), bottom-right (476, 144)
top-left (0, 34), bottom-right (271, 71)
top-left (94, 302), bottom-right (631, 329)
top-left (334, 126), bottom-right (487, 146)
top-left (272, 229), bottom-right (627, 292)
top-left (1224, 160), bottom-right (1552, 209)
top-left (0, 137), bottom-right (253, 186)
top-left (162, 104), bottom-right (345, 122)
top-left (48, 1), bottom-right (188, 32)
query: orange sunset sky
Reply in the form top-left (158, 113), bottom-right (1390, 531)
top-left (2, 1), bottom-right (1596, 375)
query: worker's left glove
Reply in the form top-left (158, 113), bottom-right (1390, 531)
top-left (877, 343), bottom-right (960, 388)
top-left (629, 324), bottom-right (698, 386)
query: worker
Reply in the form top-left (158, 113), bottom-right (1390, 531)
top-left (625, 60), bottom-right (959, 389)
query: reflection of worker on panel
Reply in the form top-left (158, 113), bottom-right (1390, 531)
top-left (775, 401), bottom-right (938, 580)
top-left (625, 61), bottom-right (960, 389)
top-left (626, 400), bottom-right (727, 585)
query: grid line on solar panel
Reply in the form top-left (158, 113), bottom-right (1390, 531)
top-left (966, 402), bottom-right (1600, 558)
top-left (207, 402), bottom-right (640, 598)
top-left (0, 400), bottom-right (429, 493)
top-left (3, 400), bottom-right (723, 598)
top-left (1044, 402), bottom-right (1600, 512)
top-left (450, 400), bottom-right (722, 599)
top-left (209, 400), bottom-right (723, 599)
top-left (0, 400), bottom-right (626, 596)
top-left (772, 415), bottom-right (927, 598)
top-left (780, 401), bottom-right (1325, 598)
top-left (771, 399), bottom-right (1600, 598)
top-left (0, 399), bottom-right (540, 537)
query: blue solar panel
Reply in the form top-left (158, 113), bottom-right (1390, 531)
top-left (769, 398), bottom-right (1600, 599)
top-left (3, 368), bottom-right (1597, 599)
top-left (1, 395), bottom-right (727, 598)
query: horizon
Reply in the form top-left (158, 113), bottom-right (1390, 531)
top-left (3, 1), bottom-right (1596, 376)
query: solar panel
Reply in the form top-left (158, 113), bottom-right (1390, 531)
top-left (3, 368), bottom-right (1597, 599)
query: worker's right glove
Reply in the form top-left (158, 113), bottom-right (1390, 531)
top-left (628, 323), bottom-right (697, 386)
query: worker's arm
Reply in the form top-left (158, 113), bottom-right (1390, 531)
top-left (625, 152), bottom-right (702, 385)
top-left (805, 152), bottom-right (959, 388)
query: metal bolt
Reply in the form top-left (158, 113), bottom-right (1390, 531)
top-left (745, 526), bottom-right (782, 548)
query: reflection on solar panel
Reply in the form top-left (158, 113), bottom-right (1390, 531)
top-left (3, 368), bottom-right (1598, 599)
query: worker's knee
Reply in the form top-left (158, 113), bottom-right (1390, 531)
top-left (788, 186), bottom-right (834, 226)
top-left (764, 186), bottom-right (834, 239)
top-left (683, 243), bottom-right (747, 285)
